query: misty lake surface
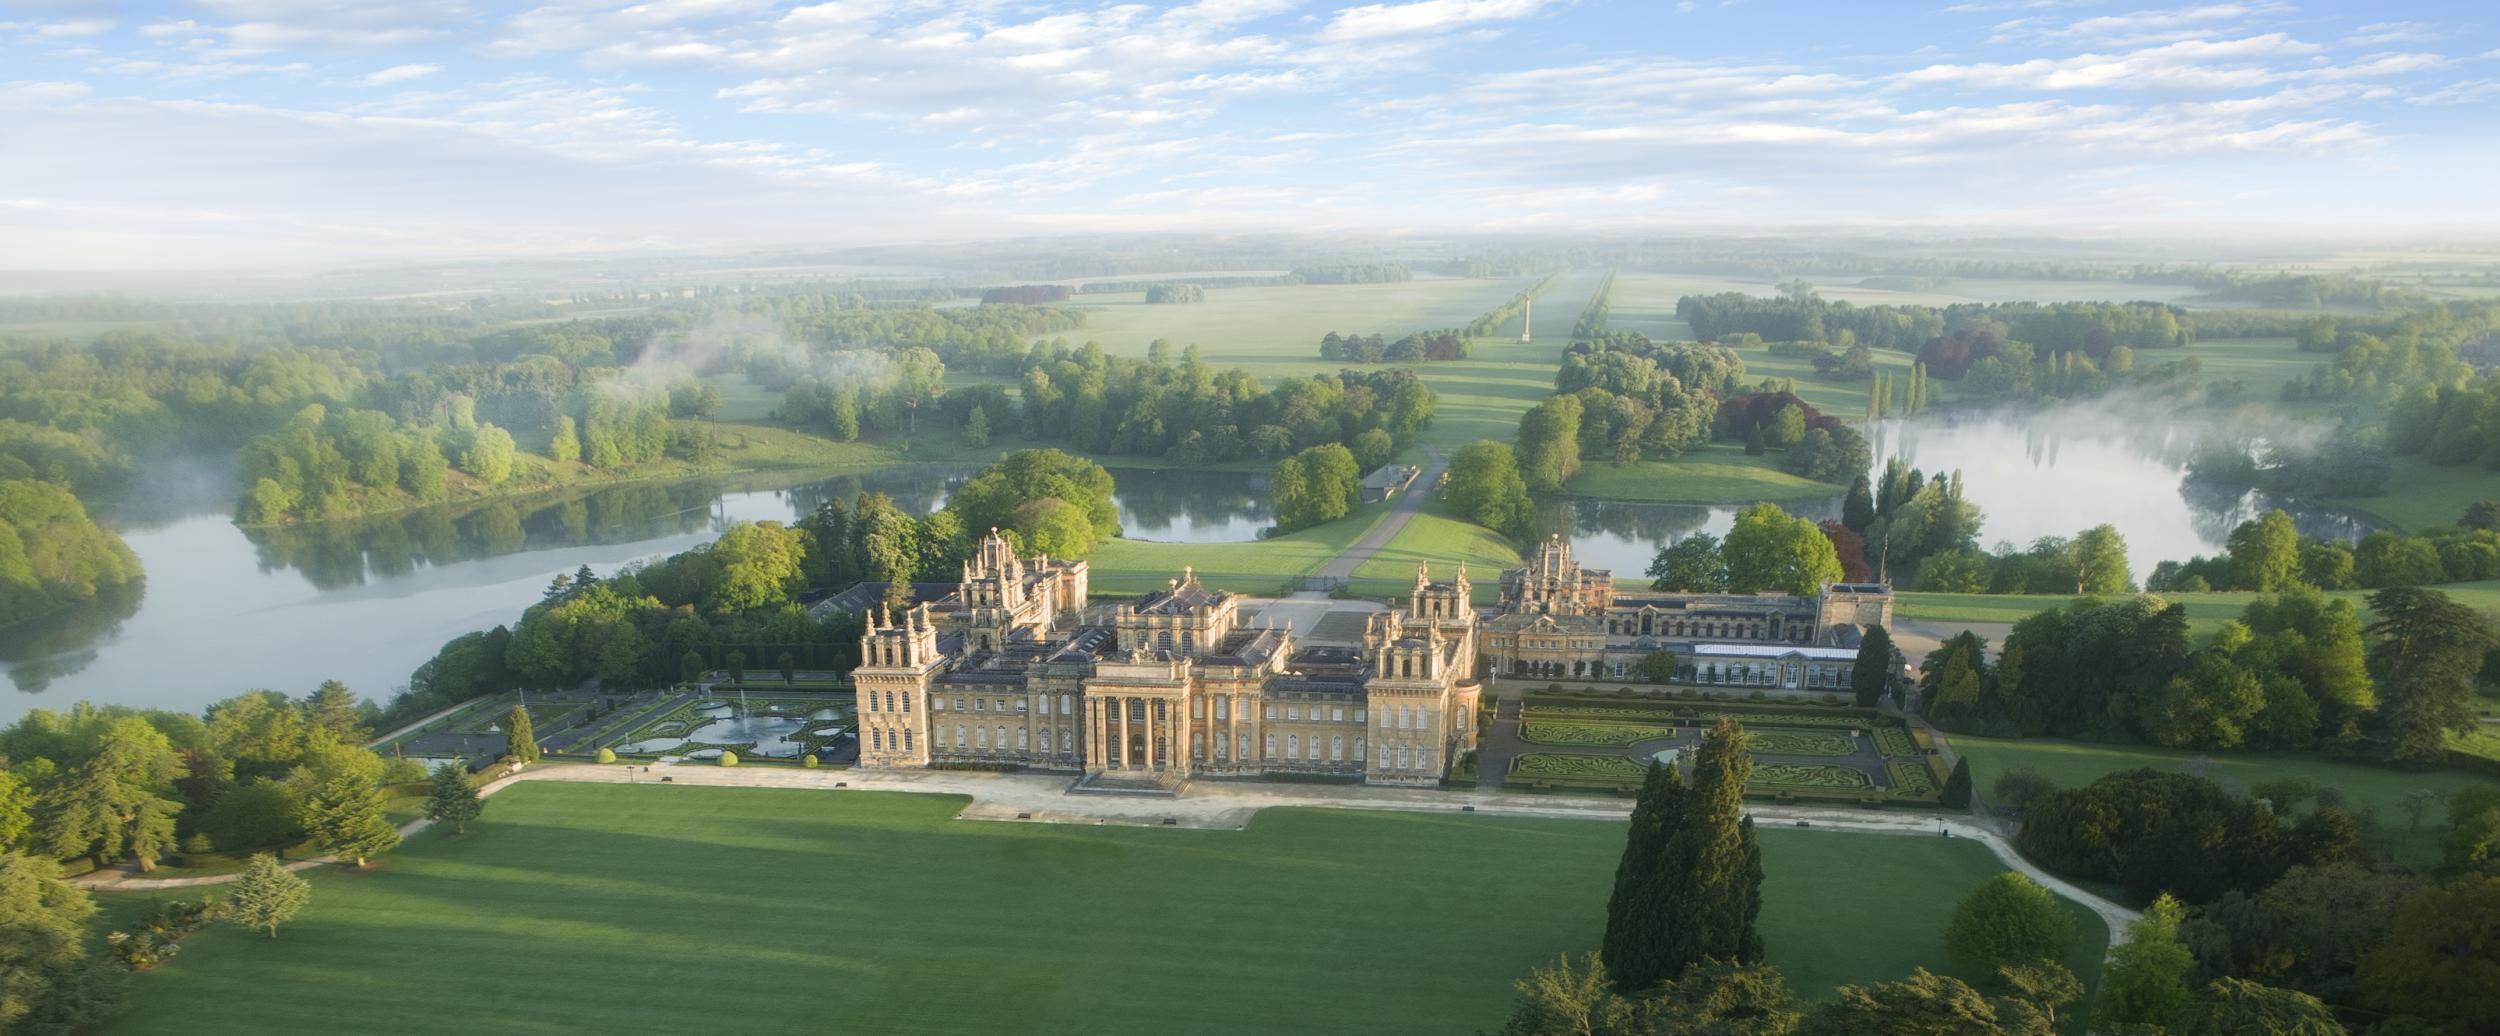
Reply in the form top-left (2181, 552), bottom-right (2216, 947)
top-left (1549, 412), bottom-right (2373, 584)
top-left (0, 465), bottom-right (1269, 722)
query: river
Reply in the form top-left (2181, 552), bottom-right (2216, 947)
top-left (0, 465), bottom-right (1271, 722)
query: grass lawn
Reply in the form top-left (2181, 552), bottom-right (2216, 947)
top-left (1896, 580), bottom-right (2500, 639)
top-left (2330, 453), bottom-right (2500, 533)
top-left (1947, 735), bottom-right (2497, 867)
top-left (1086, 501), bottom-right (1389, 596)
top-left (1565, 443), bottom-right (1842, 504)
top-left (1345, 504), bottom-right (1522, 601)
top-left (109, 783), bottom-right (2104, 1034)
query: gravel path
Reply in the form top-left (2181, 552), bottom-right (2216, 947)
top-left (1310, 446), bottom-right (1447, 584)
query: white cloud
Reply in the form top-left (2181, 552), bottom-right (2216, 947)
top-left (1899, 35), bottom-right (2333, 92)
top-left (1318, 0), bottom-right (1548, 43)
top-left (106, 58), bottom-right (313, 79)
top-left (1994, 2), bottom-right (2291, 47)
top-left (362, 63), bottom-right (442, 86)
top-left (32, 19), bottom-right (115, 39)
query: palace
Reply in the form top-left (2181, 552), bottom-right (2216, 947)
top-left (845, 531), bottom-right (1895, 788)
top-left (850, 530), bottom-right (1483, 788)
top-left (1479, 536), bottom-right (1893, 691)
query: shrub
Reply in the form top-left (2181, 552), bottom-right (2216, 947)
top-left (719, 751), bottom-right (739, 767)
top-left (595, 747), bottom-right (618, 764)
top-left (381, 757), bottom-right (429, 785)
top-left (802, 755), bottom-right (820, 769)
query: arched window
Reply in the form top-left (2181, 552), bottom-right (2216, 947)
top-left (1331, 736), bottom-right (1344, 762)
top-left (977, 726), bottom-right (989, 750)
top-left (1264, 734), bottom-right (1277, 757)
top-left (1287, 734), bottom-right (1300, 759)
top-left (1017, 727), bottom-right (1029, 750)
top-left (1060, 693), bottom-right (1073, 715)
top-left (1060, 730), bottom-right (1073, 752)
top-left (903, 731), bottom-right (913, 751)
top-left (870, 730), bottom-right (883, 751)
top-left (1354, 737), bottom-right (1366, 761)
top-left (955, 724), bottom-right (966, 749)
top-left (901, 694), bottom-right (911, 714)
top-left (995, 726), bottom-right (1007, 752)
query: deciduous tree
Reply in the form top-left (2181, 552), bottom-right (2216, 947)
top-left (1941, 872), bottom-right (2073, 978)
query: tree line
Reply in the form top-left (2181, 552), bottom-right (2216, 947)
top-left (233, 382), bottom-right (692, 525)
top-left (1315, 330), bottom-right (1470, 362)
top-left (1014, 341), bottom-right (1434, 465)
top-left (1997, 762), bottom-right (2500, 1033)
top-left (0, 479), bottom-right (140, 629)
top-left (1676, 292), bottom-right (2190, 357)
top-left (1926, 583), bottom-right (2491, 768)
top-left (395, 450), bottom-right (1113, 718)
top-left (1468, 272), bottom-right (1561, 338)
top-left (2150, 507), bottom-right (2500, 593)
top-left (1573, 271), bottom-right (1615, 338)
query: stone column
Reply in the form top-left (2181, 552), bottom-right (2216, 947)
top-left (1085, 697), bottom-right (1101, 769)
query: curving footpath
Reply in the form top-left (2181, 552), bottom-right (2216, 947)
top-left (71, 758), bottom-right (2140, 945)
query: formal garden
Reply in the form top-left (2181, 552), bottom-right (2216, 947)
top-left (603, 695), bottom-right (852, 762)
top-left (1502, 691), bottom-right (1949, 807)
top-left (378, 687), bottom-right (855, 766)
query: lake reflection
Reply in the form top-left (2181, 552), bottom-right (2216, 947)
top-left (1540, 496), bottom-right (1842, 578)
top-left (0, 463), bottom-right (1270, 719)
top-left (1867, 414), bottom-right (2373, 580)
top-left (1543, 412), bottom-right (2375, 585)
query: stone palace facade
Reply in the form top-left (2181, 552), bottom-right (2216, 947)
top-left (1480, 537), bottom-right (1894, 690)
top-left (850, 531), bottom-right (1483, 787)
top-left (845, 532), bottom-right (1897, 787)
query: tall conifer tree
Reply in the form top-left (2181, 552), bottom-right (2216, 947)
top-left (1602, 760), bottom-right (1683, 994)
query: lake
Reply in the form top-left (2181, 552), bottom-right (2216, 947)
top-left (1545, 410), bottom-right (2373, 585)
top-left (0, 465), bottom-right (1270, 722)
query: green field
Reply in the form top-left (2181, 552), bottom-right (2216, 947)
top-left (1087, 501), bottom-right (1388, 595)
top-left (108, 782), bottom-right (2105, 1033)
top-left (1050, 274), bottom-right (1596, 450)
top-left (1947, 735), bottom-right (2498, 866)
top-left (1564, 443), bottom-right (1842, 504)
top-left (1345, 504), bottom-right (1522, 601)
top-left (2330, 453), bottom-right (2499, 533)
top-left (1895, 581), bottom-right (2500, 639)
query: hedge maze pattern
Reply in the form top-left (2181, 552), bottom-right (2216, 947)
top-left (1886, 759), bottom-right (1940, 796)
top-left (1510, 753), bottom-right (1654, 784)
top-left (1747, 763), bottom-right (1872, 791)
top-left (1520, 722), bottom-right (1681, 748)
top-left (1872, 727), bottom-right (1920, 759)
top-left (1746, 731), bottom-right (1856, 757)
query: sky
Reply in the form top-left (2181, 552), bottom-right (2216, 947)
top-left (2, 0), bottom-right (2497, 268)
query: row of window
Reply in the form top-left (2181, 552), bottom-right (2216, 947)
top-left (865, 693), bottom-right (1445, 734)
top-left (867, 725), bottom-right (1439, 773)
